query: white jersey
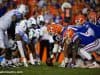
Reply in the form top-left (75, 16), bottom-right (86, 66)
top-left (0, 9), bottom-right (21, 30)
top-left (15, 19), bottom-right (29, 43)
top-left (40, 26), bottom-right (54, 43)
top-left (34, 29), bottom-right (40, 38)
top-left (15, 19), bottom-right (27, 34)
top-left (40, 26), bottom-right (48, 37)
top-left (28, 28), bottom-right (40, 39)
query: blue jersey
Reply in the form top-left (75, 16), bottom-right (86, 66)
top-left (72, 22), bottom-right (97, 45)
top-left (74, 32), bottom-right (96, 45)
top-left (61, 25), bottom-right (89, 39)
top-left (87, 23), bottom-right (100, 39)
top-left (61, 22), bottom-right (100, 45)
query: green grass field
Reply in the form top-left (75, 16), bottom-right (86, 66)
top-left (0, 64), bottom-right (100, 75)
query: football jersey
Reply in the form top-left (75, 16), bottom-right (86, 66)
top-left (72, 22), bottom-right (98, 45)
top-left (61, 22), bottom-right (97, 45)
top-left (87, 22), bottom-right (100, 39)
top-left (15, 19), bottom-right (27, 34)
top-left (0, 9), bottom-right (22, 30)
top-left (73, 32), bottom-right (96, 45)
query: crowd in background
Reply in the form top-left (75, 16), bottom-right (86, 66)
top-left (0, 0), bottom-right (99, 24)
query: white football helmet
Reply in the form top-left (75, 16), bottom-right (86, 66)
top-left (17, 4), bottom-right (29, 16)
top-left (27, 17), bottom-right (37, 28)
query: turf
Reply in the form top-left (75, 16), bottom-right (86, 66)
top-left (0, 64), bottom-right (100, 75)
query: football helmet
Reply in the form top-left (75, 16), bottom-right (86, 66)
top-left (17, 4), bottom-right (29, 16)
top-left (47, 24), bottom-right (63, 34)
top-left (63, 28), bottom-right (75, 40)
top-left (74, 14), bottom-right (86, 25)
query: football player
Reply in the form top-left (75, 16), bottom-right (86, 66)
top-left (0, 4), bottom-right (28, 67)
